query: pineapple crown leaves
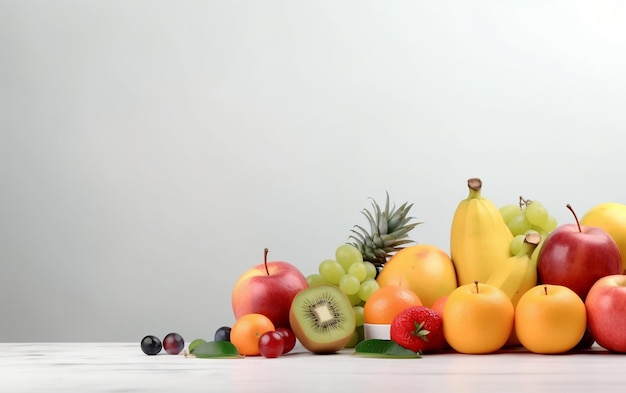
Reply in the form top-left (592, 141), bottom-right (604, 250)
top-left (412, 321), bottom-right (430, 342)
top-left (348, 191), bottom-right (422, 266)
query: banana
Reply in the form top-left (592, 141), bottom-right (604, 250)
top-left (450, 178), bottom-right (513, 285)
top-left (510, 233), bottom-right (541, 306)
top-left (511, 255), bottom-right (538, 306)
top-left (485, 253), bottom-right (529, 300)
top-left (486, 233), bottom-right (541, 305)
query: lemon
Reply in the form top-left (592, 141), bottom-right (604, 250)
top-left (581, 202), bottom-right (626, 274)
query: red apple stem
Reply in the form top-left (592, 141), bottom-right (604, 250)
top-left (263, 248), bottom-right (270, 275)
top-left (566, 204), bottom-right (582, 233)
top-left (544, 286), bottom-right (548, 295)
top-left (474, 280), bottom-right (479, 293)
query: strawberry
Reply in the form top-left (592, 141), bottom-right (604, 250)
top-left (390, 306), bottom-right (445, 353)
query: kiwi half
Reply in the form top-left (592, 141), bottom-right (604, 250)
top-left (289, 284), bottom-right (355, 353)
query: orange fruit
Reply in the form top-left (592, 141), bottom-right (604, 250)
top-left (430, 295), bottom-right (450, 349)
top-left (515, 284), bottom-right (586, 354)
top-left (363, 285), bottom-right (422, 324)
top-left (431, 295), bottom-right (448, 317)
top-left (376, 244), bottom-right (457, 307)
top-left (443, 282), bottom-right (514, 354)
top-left (230, 313), bottom-right (275, 356)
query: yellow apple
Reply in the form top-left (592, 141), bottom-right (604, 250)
top-left (581, 202), bottom-right (626, 274)
top-left (515, 284), bottom-right (586, 354)
top-left (443, 281), bottom-right (514, 354)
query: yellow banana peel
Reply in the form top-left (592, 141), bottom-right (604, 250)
top-left (450, 178), bottom-right (513, 285)
top-left (511, 256), bottom-right (538, 307)
top-left (486, 254), bottom-right (529, 300)
top-left (487, 233), bottom-right (541, 305)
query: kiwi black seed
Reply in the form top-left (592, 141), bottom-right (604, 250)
top-left (289, 285), bottom-right (356, 353)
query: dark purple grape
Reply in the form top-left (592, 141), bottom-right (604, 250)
top-left (214, 326), bottom-right (231, 342)
top-left (163, 332), bottom-right (184, 355)
top-left (140, 335), bottom-right (162, 355)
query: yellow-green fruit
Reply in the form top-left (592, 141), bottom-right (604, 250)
top-left (344, 325), bottom-right (364, 348)
top-left (485, 254), bottom-right (528, 301)
top-left (512, 257), bottom-right (537, 307)
top-left (450, 178), bottom-right (514, 285)
top-left (581, 202), bottom-right (626, 274)
top-left (486, 233), bottom-right (539, 307)
top-left (376, 244), bottom-right (457, 308)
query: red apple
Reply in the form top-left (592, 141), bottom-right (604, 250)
top-left (232, 248), bottom-right (308, 329)
top-left (537, 204), bottom-right (621, 300)
top-left (585, 274), bottom-right (626, 353)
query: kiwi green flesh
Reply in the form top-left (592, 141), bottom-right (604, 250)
top-left (289, 285), bottom-right (356, 353)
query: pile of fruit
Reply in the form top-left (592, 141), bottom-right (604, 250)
top-left (142, 178), bottom-right (626, 358)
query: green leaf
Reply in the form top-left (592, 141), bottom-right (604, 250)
top-left (191, 340), bottom-right (242, 358)
top-left (354, 339), bottom-right (422, 358)
top-left (188, 338), bottom-right (207, 354)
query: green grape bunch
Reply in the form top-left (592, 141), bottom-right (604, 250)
top-left (499, 196), bottom-right (558, 266)
top-left (305, 244), bottom-right (381, 346)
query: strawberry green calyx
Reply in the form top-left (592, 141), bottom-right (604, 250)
top-left (411, 321), bottom-right (430, 342)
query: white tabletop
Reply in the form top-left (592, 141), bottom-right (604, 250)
top-left (1, 342), bottom-right (624, 393)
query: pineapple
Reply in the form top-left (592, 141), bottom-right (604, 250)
top-left (348, 192), bottom-right (421, 269)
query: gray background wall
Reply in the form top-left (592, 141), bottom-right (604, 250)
top-left (2, 0), bottom-right (626, 342)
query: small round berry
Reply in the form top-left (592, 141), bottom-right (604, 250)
top-left (258, 331), bottom-right (284, 358)
top-left (140, 335), bottom-right (162, 355)
top-left (275, 327), bottom-right (296, 354)
top-left (214, 326), bottom-right (232, 342)
top-left (163, 332), bottom-right (185, 355)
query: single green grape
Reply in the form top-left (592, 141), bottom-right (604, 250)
top-left (509, 234), bottom-right (526, 256)
top-left (363, 261), bottom-right (377, 280)
top-left (525, 201), bottom-right (549, 227)
top-left (353, 305), bottom-right (364, 327)
top-left (347, 292), bottom-right (363, 306)
top-left (530, 225), bottom-right (544, 234)
top-left (339, 274), bottom-right (360, 295)
top-left (306, 273), bottom-right (328, 287)
top-left (500, 204), bottom-right (522, 225)
top-left (507, 211), bottom-right (532, 236)
top-left (358, 278), bottom-right (380, 302)
top-left (542, 215), bottom-right (558, 233)
top-left (344, 326), bottom-right (364, 348)
top-left (319, 259), bottom-right (345, 285)
top-left (348, 262), bottom-right (367, 282)
top-left (335, 244), bottom-right (364, 272)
